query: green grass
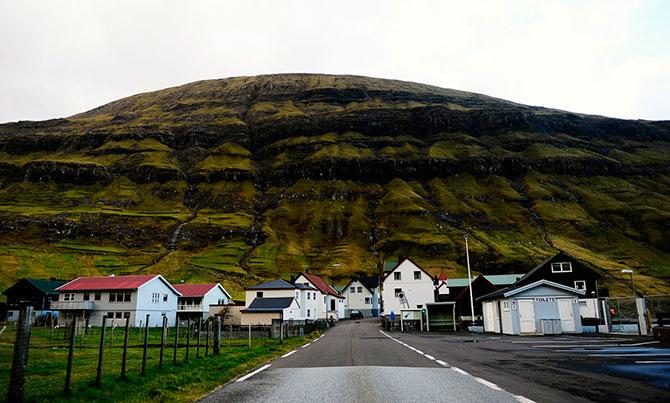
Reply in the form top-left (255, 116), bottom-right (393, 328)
top-left (0, 326), bottom-right (319, 402)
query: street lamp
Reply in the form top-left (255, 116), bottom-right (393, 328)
top-left (464, 235), bottom-right (475, 329)
top-left (621, 269), bottom-right (640, 335)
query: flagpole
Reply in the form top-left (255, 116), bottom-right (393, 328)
top-left (465, 235), bottom-right (475, 328)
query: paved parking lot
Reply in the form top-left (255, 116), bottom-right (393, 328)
top-left (392, 331), bottom-right (670, 402)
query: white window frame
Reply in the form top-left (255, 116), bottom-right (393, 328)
top-left (151, 293), bottom-right (160, 304)
top-left (414, 271), bottom-right (422, 280)
top-left (574, 280), bottom-right (586, 290)
top-left (365, 297), bottom-right (371, 304)
top-left (551, 262), bottom-right (572, 273)
top-left (394, 288), bottom-right (402, 297)
top-left (350, 287), bottom-right (355, 293)
top-left (357, 286), bottom-right (363, 293)
top-left (394, 272), bottom-right (401, 280)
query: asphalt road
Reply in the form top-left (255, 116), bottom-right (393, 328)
top-left (200, 319), bottom-right (527, 403)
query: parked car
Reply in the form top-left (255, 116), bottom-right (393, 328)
top-left (350, 310), bottom-right (364, 319)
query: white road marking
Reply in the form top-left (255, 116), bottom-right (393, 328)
top-left (513, 338), bottom-right (630, 344)
top-left (538, 341), bottom-right (660, 348)
top-left (629, 341), bottom-right (660, 346)
top-left (424, 354), bottom-right (436, 360)
top-left (236, 364), bottom-right (271, 382)
top-left (475, 377), bottom-right (502, 391)
top-left (452, 367), bottom-right (469, 376)
top-left (415, 350), bottom-right (424, 355)
top-left (635, 360), bottom-right (670, 364)
top-left (515, 395), bottom-right (536, 403)
top-left (436, 360), bottom-right (449, 367)
top-left (281, 350), bottom-right (297, 358)
top-left (301, 343), bottom-right (311, 348)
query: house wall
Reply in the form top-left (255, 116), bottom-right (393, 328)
top-left (382, 260), bottom-right (435, 315)
top-left (212, 304), bottom-right (241, 325)
top-left (135, 277), bottom-right (179, 326)
top-left (240, 312), bottom-right (280, 325)
top-left (343, 280), bottom-right (376, 317)
top-left (294, 274), bottom-right (329, 319)
top-left (202, 287), bottom-right (231, 315)
top-left (245, 289), bottom-right (295, 306)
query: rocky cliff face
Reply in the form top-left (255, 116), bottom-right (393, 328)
top-left (1, 74), bottom-right (669, 297)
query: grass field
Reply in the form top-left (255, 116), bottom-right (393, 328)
top-left (0, 325), bottom-right (318, 402)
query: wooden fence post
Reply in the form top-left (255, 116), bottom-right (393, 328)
top-left (173, 317), bottom-right (179, 365)
top-left (141, 314), bottom-right (149, 375)
top-left (64, 317), bottom-right (77, 395)
top-left (95, 315), bottom-right (108, 387)
top-left (213, 316), bottom-right (221, 355)
top-left (7, 304), bottom-right (33, 402)
top-left (248, 324), bottom-right (251, 347)
top-left (121, 317), bottom-right (130, 379)
top-left (196, 317), bottom-right (202, 358)
top-left (159, 316), bottom-right (167, 368)
top-left (205, 319), bottom-right (210, 356)
top-left (185, 318), bottom-right (191, 361)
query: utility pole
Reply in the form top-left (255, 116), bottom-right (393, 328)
top-left (465, 235), bottom-right (475, 327)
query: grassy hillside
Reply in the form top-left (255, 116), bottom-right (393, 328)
top-left (0, 74), bottom-right (669, 298)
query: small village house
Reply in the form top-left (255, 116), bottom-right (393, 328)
top-left (240, 279), bottom-right (318, 325)
top-left (173, 283), bottom-right (231, 320)
top-left (341, 276), bottom-right (380, 318)
top-left (381, 258), bottom-right (435, 316)
top-left (53, 275), bottom-right (181, 327)
top-left (2, 278), bottom-right (66, 323)
top-left (293, 273), bottom-right (345, 320)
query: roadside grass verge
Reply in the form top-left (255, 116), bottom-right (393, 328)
top-left (0, 326), bottom-right (318, 402)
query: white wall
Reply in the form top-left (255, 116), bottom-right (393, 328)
top-left (343, 280), bottom-right (374, 311)
top-left (136, 277), bottom-right (179, 326)
top-left (294, 274), bottom-right (331, 319)
top-left (202, 285), bottom-right (231, 313)
top-left (382, 260), bottom-right (435, 315)
top-left (245, 289), bottom-right (295, 306)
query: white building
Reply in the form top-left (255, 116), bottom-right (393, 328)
top-left (53, 275), bottom-right (181, 327)
top-left (479, 279), bottom-right (585, 335)
top-left (173, 283), bottom-right (231, 320)
top-left (241, 279), bottom-right (319, 325)
top-left (294, 273), bottom-right (345, 320)
top-left (381, 258), bottom-right (435, 316)
top-left (341, 277), bottom-right (380, 318)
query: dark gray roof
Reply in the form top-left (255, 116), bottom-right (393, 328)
top-left (2, 278), bottom-right (67, 296)
top-left (247, 279), bottom-right (295, 290)
top-left (241, 297), bottom-right (295, 312)
top-left (294, 283), bottom-right (316, 290)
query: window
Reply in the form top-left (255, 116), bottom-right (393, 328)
top-left (394, 288), bottom-right (402, 297)
top-left (307, 292), bottom-right (311, 300)
top-left (83, 293), bottom-right (90, 301)
top-left (503, 301), bottom-right (510, 312)
top-left (107, 312), bottom-right (114, 319)
top-left (109, 293), bottom-right (116, 302)
top-left (115, 312), bottom-right (123, 319)
top-left (123, 312), bottom-right (130, 319)
top-left (357, 287), bottom-right (362, 293)
top-left (574, 280), bottom-right (586, 290)
top-left (296, 292), bottom-right (299, 299)
top-left (63, 293), bottom-right (75, 301)
top-left (256, 292), bottom-right (263, 298)
top-left (414, 271), bottom-right (421, 280)
top-left (151, 293), bottom-right (160, 304)
top-left (313, 292), bottom-right (316, 300)
top-left (551, 262), bottom-right (572, 273)
top-left (94, 293), bottom-right (101, 301)
top-left (350, 287), bottom-right (356, 293)
top-left (417, 305), bottom-right (423, 309)
top-left (364, 297), bottom-right (371, 304)
top-left (307, 309), bottom-right (311, 318)
top-left (124, 292), bottom-right (131, 302)
top-left (394, 272), bottom-right (401, 280)
top-left (163, 294), bottom-right (168, 302)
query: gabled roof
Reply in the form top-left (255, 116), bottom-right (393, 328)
top-left (478, 279), bottom-right (586, 301)
top-left (516, 251), bottom-right (606, 284)
top-left (437, 270), bottom-right (448, 282)
top-left (342, 279), bottom-right (374, 296)
top-left (453, 275), bottom-right (497, 302)
top-left (57, 275), bottom-right (181, 295)
top-left (241, 297), bottom-right (295, 312)
top-left (298, 273), bottom-right (342, 297)
top-left (382, 258), bottom-right (433, 282)
top-left (174, 283), bottom-right (231, 299)
top-left (247, 279), bottom-right (296, 290)
top-left (448, 274), bottom-right (523, 288)
top-left (3, 279), bottom-right (67, 296)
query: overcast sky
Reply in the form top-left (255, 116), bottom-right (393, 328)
top-left (1, 0), bottom-right (668, 123)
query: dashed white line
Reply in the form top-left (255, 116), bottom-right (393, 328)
top-left (635, 360), bottom-right (670, 364)
top-left (281, 350), bottom-right (297, 358)
top-left (301, 343), bottom-right (312, 348)
top-left (475, 377), bottom-right (502, 391)
top-left (514, 395), bottom-right (536, 403)
top-left (589, 353), bottom-right (670, 357)
top-left (236, 364), bottom-right (271, 382)
top-left (452, 367), bottom-right (469, 376)
top-left (415, 349), bottom-right (424, 355)
top-left (436, 359), bottom-right (449, 367)
top-left (424, 354), bottom-right (436, 360)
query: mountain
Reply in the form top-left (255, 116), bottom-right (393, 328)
top-left (1, 74), bottom-right (669, 298)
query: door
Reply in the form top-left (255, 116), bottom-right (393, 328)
top-left (330, 299), bottom-right (335, 311)
top-left (558, 298), bottom-right (576, 332)
top-left (518, 300), bottom-right (536, 333)
top-left (484, 302), bottom-right (496, 331)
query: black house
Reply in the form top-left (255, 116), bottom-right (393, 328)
top-left (514, 252), bottom-right (607, 297)
top-left (2, 278), bottom-right (67, 314)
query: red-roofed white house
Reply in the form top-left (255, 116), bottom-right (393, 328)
top-left (293, 273), bottom-right (345, 320)
top-left (173, 283), bottom-right (231, 320)
top-left (53, 275), bottom-right (181, 327)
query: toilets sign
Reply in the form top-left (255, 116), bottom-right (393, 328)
top-left (533, 297), bottom-right (556, 302)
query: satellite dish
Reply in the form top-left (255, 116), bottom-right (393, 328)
top-left (398, 292), bottom-right (405, 299)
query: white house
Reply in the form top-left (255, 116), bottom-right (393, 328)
top-left (241, 279), bottom-right (318, 325)
top-left (341, 277), bottom-right (380, 318)
top-left (381, 258), bottom-right (435, 316)
top-left (478, 279), bottom-right (585, 335)
top-left (173, 283), bottom-right (232, 320)
top-left (293, 273), bottom-right (345, 320)
top-left (53, 275), bottom-right (181, 327)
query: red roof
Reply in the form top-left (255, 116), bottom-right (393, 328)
top-left (301, 273), bottom-right (342, 297)
top-left (173, 283), bottom-right (217, 297)
top-left (438, 270), bottom-right (448, 281)
top-left (57, 275), bottom-right (159, 291)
